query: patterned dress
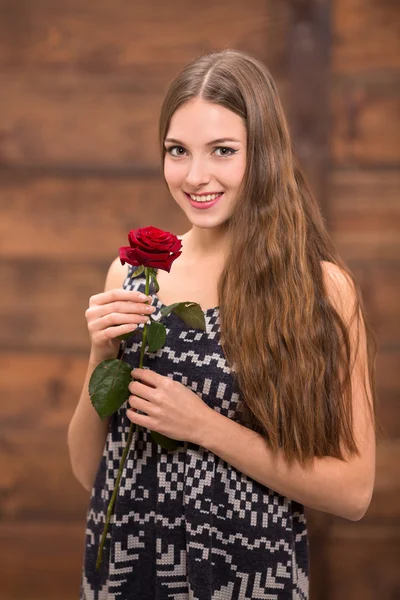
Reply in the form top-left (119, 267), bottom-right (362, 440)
top-left (80, 264), bottom-right (309, 599)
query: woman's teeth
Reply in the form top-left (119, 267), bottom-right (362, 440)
top-left (189, 193), bottom-right (223, 202)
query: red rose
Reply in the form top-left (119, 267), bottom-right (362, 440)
top-left (119, 226), bottom-right (182, 273)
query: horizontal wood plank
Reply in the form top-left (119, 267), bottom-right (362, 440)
top-left (345, 261), bottom-right (400, 350)
top-left (365, 439), bottom-right (400, 522)
top-left (329, 169), bottom-right (400, 261)
top-left (0, 175), bottom-right (189, 259)
top-left (331, 75), bottom-right (400, 166)
top-left (0, 72), bottom-right (163, 168)
top-left (375, 349), bottom-right (400, 439)
top-left (325, 524), bottom-right (400, 600)
top-left (332, 0), bottom-right (400, 74)
top-left (0, 521), bottom-right (85, 600)
top-left (0, 352), bottom-right (88, 430)
top-left (0, 427), bottom-right (90, 522)
top-left (0, 0), bottom-right (289, 73)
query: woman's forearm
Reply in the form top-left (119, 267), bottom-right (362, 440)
top-left (198, 408), bottom-right (370, 521)
top-left (67, 354), bottom-right (110, 492)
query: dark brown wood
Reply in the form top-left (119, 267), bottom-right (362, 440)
top-left (346, 261), bottom-right (400, 349)
top-left (288, 0), bottom-right (331, 214)
top-left (375, 350), bottom-right (400, 439)
top-left (331, 75), bottom-right (400, 167)
top-left (332, 0), bottom-right (400, 73)
top-left (0, 428), bottom-right (89, 522)
top-left (0, 522), bottom-right (85, 600)
top-left (329, 170), bottom-right (400, 261)
top-left (0, 174), bottom-right (189, 259)
top-left (0, 0), bottom-right (288, 73)
top-left (0, 72), bottom-right (164, 169)
top-left (0, 351), bottom-right (89, 429)
top-left (326, 524), bottom-right (400, 600)
top-left (365, 440), bottom-right (400, 523)
top-left (326, 0), bottom-right (400, 597)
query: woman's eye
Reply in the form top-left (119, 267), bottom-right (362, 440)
top-left (214, 146), bottom-right (236, 157)
top-left (167, 146), bottom-right (186, 156)
top-left (165, 146), bottom-right (236, 157)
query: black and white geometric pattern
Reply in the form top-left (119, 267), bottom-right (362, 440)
top-left (80, 265), bottom-right (309, 599)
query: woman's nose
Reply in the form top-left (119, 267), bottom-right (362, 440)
top-left (185, 159), bottom-right (210, 187)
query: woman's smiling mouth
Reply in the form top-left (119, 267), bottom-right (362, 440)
top-left (185, 192), bottom-right (224, 209)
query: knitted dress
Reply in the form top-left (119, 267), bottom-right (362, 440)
top-left (80, 264), bottom-right (309, 600)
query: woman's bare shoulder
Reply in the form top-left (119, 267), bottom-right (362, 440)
top-left (104, 257), bottom-right (130, 292)
top-left (320, 260), bottom-right (357, 323)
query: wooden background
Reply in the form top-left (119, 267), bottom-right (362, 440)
top-left (0, 1), bottom-right (398, 598)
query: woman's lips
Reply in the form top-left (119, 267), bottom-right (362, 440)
top-left (185, 192), bottom-right (224, 210)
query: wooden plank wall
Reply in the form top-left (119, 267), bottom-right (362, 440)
top-left (0, 1), bottom-right (398, 599)
top-left (325, 1), bottom-right (400, 599)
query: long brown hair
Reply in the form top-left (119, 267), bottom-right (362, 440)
top-left (158, 49), bottom-right (382, 468)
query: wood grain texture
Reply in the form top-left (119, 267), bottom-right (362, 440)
top-left (0, 0), bottom-right (289, 72)
top-left (375, 350), bottom-right (400, 439)
top-left (333, 0), bottom-right (400, 73)
top-left (0, 72), bottom-right (163, 168)
top-left (329, 170), bottom-right (400, 261)
top-left (328, 0), bottom-right (400, 596)
top-left (0, 351), bottom-right (95, 522)
top-left (0, 428), bottom-right (89, 522)
top-left (331, 75), bottom-right (400, 166)
top-left (365, 439), bottom-right (400, 523)
top-left (288, 0), bottom-right (331, 211)
top-left (0, 521), bottom-right (85, 600)
top-left (0, 174), bottom-right (190, 258)
top-left (326, 524), bottom-right (400, 600)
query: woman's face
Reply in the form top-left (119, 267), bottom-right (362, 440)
top-left (163, 98), bottom-right (247, 227)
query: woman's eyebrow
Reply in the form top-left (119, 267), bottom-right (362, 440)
top-left (164, 137), bottom-right (241, 145)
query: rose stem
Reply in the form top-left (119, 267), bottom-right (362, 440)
top-left (95, 267), bottom-right (151, 571)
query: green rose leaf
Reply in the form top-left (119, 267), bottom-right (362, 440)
top-left (89, 358), bottom-right (132, 420)
top-left (151, 430), bottom-right (180, 451)
top-left (160, 302), bottom-right (206, 331)
top-left (117, 328), bottom-right (142, 341)
top-left (147, 320), bottom-right (167, 352)
top-left (150, 269), bottom-right (160, 293)
top-left (130, 265), bottom-right (145, 278)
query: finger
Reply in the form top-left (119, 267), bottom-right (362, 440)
top-left (128, 394), bottom-right (153, 414)
top-left (126, 407), bottom-right (153, 428)
top-left (89, 300), bottom-right (154, 321)
top-left (90, 289), bottom-right (152, 306)
top-left (130, 380), bottom-right (157, 399)
top-left (131, 367), bottom-right (164, 387)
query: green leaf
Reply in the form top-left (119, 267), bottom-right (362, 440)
top-left (147, 321), bottom-right (166, 352)
top-left (151, 430), bottom-right (180, 450)
top-left (150, 270), bottom-right (160, 293)
top-left (160, 302), bottom-right (206, 330)
top-left (89, 358), bottom-right (132, 420)
top-left (130, 265), bottom-right (145, 278)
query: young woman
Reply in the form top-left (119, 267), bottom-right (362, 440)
top-left (70, 49), bottom-right (378, 599)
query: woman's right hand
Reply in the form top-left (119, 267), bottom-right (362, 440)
top-left (85, 289), bottom-right (156, 363)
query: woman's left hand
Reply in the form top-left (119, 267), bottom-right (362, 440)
top-left (127, 368), bottom-right (213, 446)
